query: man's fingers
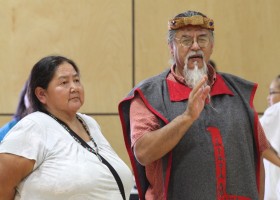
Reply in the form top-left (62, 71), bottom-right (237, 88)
top-left (190, 75), bottom-right (208, 98)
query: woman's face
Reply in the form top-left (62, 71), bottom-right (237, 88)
top-left (37, 62), bottom-right (84, 116)
top-left (267, 79), bottom-right (280, 107)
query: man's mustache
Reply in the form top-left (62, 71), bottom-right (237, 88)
top-left (185, 51), bottom-right (204, 63)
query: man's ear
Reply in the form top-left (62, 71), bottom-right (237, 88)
top-left (169, 42), bottom-right (175, 57)
top-left (210, 40), bottom-right (214, 55)
top-left (35, 87), bottom-right (47, 104)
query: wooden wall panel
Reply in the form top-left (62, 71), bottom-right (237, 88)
top-left (0, 0), bottom-right (132, 114)
top-left (0, 116), bottom-right (13, 128)
top-left (135, 0), bottom-right (280, 113)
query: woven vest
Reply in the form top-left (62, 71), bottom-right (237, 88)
top-left (119, 69), bottom-right (260, 200)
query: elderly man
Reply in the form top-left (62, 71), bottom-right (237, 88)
top-left (119, 10), bottom-right (269, 199)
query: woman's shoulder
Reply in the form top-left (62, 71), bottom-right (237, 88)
top-left (76, 113), bottom-right (100, 129)
top-left (11, 112), bottom-right (49, 132)
top-left (76, 113), bottom-right (108, 142)
top-left (23, 111), bottom-right (49, 121)
top-left (16, 111), bottom-right (60, 133)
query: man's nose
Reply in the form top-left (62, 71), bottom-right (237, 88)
top-left (190, 40), bottom-right (200, 50)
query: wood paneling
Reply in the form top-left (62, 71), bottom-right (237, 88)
top-left (0, 116), bottom-right (13, 128)
top-left (0, 0), bottom-right (132, 114)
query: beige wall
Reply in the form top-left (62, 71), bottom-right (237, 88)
top-left (1, 0), bottom-right (280, 167)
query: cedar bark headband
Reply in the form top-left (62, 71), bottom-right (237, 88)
top-left (168, 15), bottom-right (214, 31)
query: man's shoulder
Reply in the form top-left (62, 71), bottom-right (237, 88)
top-left (136, 69), bottom-right (170, 87)
top-left (124, 68), bottom-right (170, 98)
top-left (218, 72), bottom-right (256, 86)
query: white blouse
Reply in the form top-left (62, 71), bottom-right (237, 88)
top-left (0, 111), bottom-right (133, 200)
top-left (260, 102), bottom-right (280, 199)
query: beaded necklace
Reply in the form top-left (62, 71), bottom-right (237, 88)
top-left (47, 112), bottom-right (102, 162)
top-left (45, 111), bottom-right (126, 199)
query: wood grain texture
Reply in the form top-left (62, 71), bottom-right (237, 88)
top-left (0, 0), bottom-right (132, 113)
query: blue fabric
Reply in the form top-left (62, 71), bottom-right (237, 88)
top-left (0, 118), bottom-right (18, 141)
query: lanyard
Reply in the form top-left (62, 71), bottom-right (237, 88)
top-left (46, 112), bottom-right (126, 200)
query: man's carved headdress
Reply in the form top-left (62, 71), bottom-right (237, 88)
top-left (168, 15), bottom-right (214, 31)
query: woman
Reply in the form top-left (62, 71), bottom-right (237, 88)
top-left (260, 75), bottom-right (280, 199)
top-left (0, 55), bottom-right (133, 200)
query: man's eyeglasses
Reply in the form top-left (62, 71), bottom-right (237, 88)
top-left (174, 35), bottom-right (211, 48)
top-left (269, 91), bottom-right (280, 95)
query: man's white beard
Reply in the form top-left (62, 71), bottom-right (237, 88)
top-left (183, 54), bottom-right (208, 88)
